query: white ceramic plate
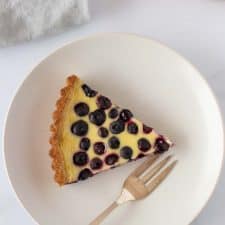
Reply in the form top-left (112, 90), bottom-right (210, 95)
top-left (3, 33), bottom-right (224, 225)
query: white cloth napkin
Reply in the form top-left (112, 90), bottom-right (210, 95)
top-left (0, 0), bottom-right (89, 47)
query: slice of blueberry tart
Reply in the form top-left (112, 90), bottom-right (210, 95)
top-left (49, 75), bottom-right (172, 185)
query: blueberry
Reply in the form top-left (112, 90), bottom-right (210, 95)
top-left (71, 120), bottom-right (88, 136)
top-left (97, 95), bottom-right (112, 110)
top-left (73, 151), bottom-right (88, 166)
top-left (105, 154), bottom-right (119, 165)
top-left (74, 102), bottom-right (89, 116)
top-left (89, 109), bottom-right (106, 126)
top-left (143, 124), bottom-right (152, 134)
top-left (78, 168), bottom-right (93, 180)
top-left (155, 138), bottom-right (170, 153)
top-left (79, 137), bottom-right (90, 151)
top-left (138, 138), bottom-right (151, 152)
top-left (82, 84), bottom-right (97, 97)
top-left (108, 136), bottom-right (120, 149)
top-left (94, 142), bottom-right (106, 155)
top-left (90, 157), bottom-right (103, 170)
top-left (127, 122), bottom-right (138, 134)
top-left (120, 146), bottom-right (133, 159)
top-left (110, 119), bottom-right (125, 134)
top-left (137, 153), bottom-right (145, 159)
top-left (119, 109), bottom-right (133, 122)
top-left (98, 127), bottom-right (109, 138)
top-left (108, 108), bottom-right (119, 119)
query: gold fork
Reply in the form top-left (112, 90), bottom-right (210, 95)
top-left (89, 154), bottom-right (177, 225)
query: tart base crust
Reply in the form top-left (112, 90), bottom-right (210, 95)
top-left (49, 75), bottom-right (78, 185)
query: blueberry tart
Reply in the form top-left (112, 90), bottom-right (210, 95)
top-left (49, 75), bottom-right (172, 185)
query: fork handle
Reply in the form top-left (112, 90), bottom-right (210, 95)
top-left (89, 202), bottom-right (118, 225)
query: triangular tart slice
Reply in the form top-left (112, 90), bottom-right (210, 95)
top-left (49, 75), bottom-right (172, 185)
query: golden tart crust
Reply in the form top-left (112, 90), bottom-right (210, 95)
top-left (49, 76), bottom-right (78, 185)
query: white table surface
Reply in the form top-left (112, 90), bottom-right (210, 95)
top-left (0, 0), bottom-right (225, 224)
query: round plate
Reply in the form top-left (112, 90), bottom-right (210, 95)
top-left (3, 33), bottom-right (224, 225)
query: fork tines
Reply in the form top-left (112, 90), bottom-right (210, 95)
top-left (130, 154), bottom-right (177, 193)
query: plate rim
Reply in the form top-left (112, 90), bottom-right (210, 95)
top-left (2, 32), bottom-right (224, 225)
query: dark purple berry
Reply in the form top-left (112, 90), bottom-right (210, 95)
top-left (120, 109), bottom-right (133, 122)
top-left (138, 138), bottom-right (151, 152)
top-left (143, 124), bottom-right (153, 134)
top-left (127, 122), bottom-right (138, 134)
top-left (74, 102), bottom-right (89, 116)
top-left (108, 136), bottom-right (120, 149)
top-left (89, 109), bottom-right (106, 126)
top-left (79, 137), bottom-right (90, 151)
top-left (82, 84), bottom-right (97, 97)
top-left (98, 127), bottom-right (109, 138)
top-left (120, 146), bottom-right (133, 159)
top-left (71, 120), bottom-right (88, 136)
top-left (97, 95), bottom-right (112, 110)
top-left (110, 119), bottom-right (125, 134)
top-left (155, 137), bottom-right (170, 153)
top-left (73, 151), bottom-right (88, 166)
top-left (108, 108), bottom-right (119, 119)
top-left (94, 142), bottom-right (106, 155)
top-left (137, 153), bottom-right (145, 159)
top-left (78, 168), bottom-right (93, 180)
top-left (90, 157), bottom-right (103, 170)
top-left (105, 154), bottom-right (119, 165)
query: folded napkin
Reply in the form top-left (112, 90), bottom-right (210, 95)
top-left (0, 0), bottom-right (89, 46)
